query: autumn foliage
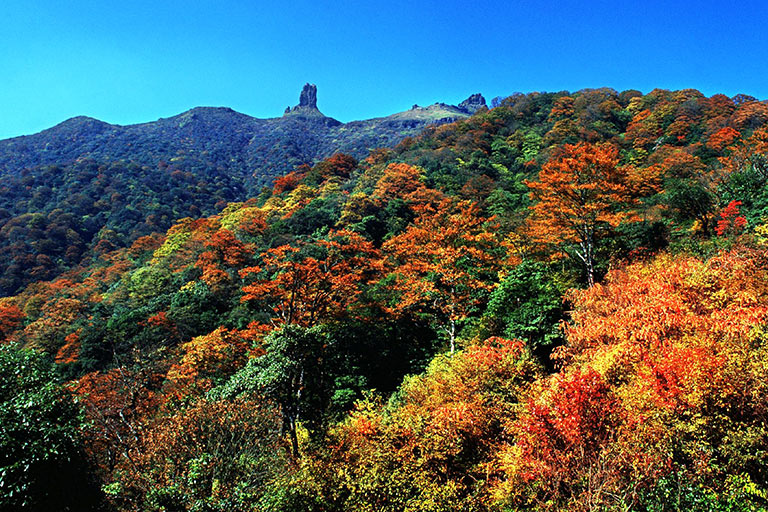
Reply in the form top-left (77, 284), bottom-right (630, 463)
top-left (491, 248), bottom-right (768, 510)
top-left (4, 89), bottom-right (768, 511)
top-left (240, 229), bottom-right (381, 326)
top-left (382, 200), bottom-right (502, 351)
top-left (317, 337), bottom-right (540, 510)
top-left (0, 301), bottom-right (24, 340)
top-left (526, 143), bottom-right (650, 285)
top-left (716, 200), bottom-right (748, 236)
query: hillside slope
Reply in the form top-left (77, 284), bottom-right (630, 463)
top-left (3, 87), bottom-right (768, 511)
top-left (0, 85), bottom-right (485, 295)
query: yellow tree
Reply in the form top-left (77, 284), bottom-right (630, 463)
top-left (526, 143), bottom-right (644, 286)
top-left (319, 337), bottom-right (540, 511)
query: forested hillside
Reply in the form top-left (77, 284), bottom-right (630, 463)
top-left (2, 87), bottom-right (768, 511)
top-left (0, 85), bottom-right (484, 296)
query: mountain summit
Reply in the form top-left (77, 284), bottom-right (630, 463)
top-left (298, 83), bottom-right (318, 109)
top-left (284, 83), bottom-right (326, 117)
top-left (283, 83), bottom-right (341, 127)
top-left (458, 93), bottom-right (487, 114)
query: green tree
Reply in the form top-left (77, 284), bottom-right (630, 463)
top-left (664, 178), bottom-right (715, 235)
top-left (213, 325), bottom-right (331, 457)
top-left (480, 260), bottom-right (566, 353)
top-left (0, 344), bottom-right (101, 511)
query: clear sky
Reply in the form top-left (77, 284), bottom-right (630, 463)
top-left (2, 0), bottom-right (768, 139)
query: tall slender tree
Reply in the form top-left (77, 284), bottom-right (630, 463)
top-left (382, 200), bottom-right (502, 352)
top-left (526, 143), bottom-right (641, 286)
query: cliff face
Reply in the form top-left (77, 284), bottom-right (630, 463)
top-left (458, 93), bottom-right (487, 114)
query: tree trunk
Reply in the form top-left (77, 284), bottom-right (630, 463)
top-left (582, 226), bottom-right (595, 287)
top-left (288, 415), bottom-right (299, 459)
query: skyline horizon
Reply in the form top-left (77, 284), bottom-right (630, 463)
top-left (3, 0), bottom-right (768, 140)
top-left (3, 81), bottom-right (766, 140)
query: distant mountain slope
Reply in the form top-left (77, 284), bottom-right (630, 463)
top-left (0, 84), bottom-right (485, 189)
top-left (0, 85), bottom-right (485, 295)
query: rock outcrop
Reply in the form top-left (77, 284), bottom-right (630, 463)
top-left (285, 83), bottom-right (323, 116)
top-left (458, 93), bottom-right (487, 114)
top-left (299, 83), bottom-right (317, 109)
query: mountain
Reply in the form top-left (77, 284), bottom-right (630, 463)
top-left (4, 87), bottom-right (768, 512)
top-left (0, 85), bottom-right (486, 295)
top-left (0, 84), bottom-right (486, 190)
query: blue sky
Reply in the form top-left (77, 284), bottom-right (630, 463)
top-left (1, 0), bottom-right (767, 139)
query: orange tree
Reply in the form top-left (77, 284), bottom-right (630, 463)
top-left (239, 229), bottom-right (381, 327)
top-left (194, 228), bottom-right (254, 289)
top-left (492, 247), bottom-right (768, 510)
top-left (73, 361), bottom-right (165, 483)
top-left (525, 143), bottom-right (647, 286)
top-left (381, 199), bottom-right (503, 353)
top-left (0, 301), bottom-right (24, 341)
top-left (720, 127), bottom-right (768, 182)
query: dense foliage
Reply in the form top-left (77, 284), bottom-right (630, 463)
top-left (0, 344), bottom-right (101, 511)
top-left (0, 96), bottom-right (478, 295)
top-left (0, 159), bottom-right (244, 295)
top-left (3, 87), bottom-right (768, 510)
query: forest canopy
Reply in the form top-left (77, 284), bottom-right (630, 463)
top-left (2, 87), bottom-right (768, 511)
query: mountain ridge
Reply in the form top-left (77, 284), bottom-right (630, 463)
top-left (0, 84), bottom-right (486, 185)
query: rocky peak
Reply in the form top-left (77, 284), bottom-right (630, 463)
top-left (299, 83), bottom-right (317, 109)
top-left (458, 93), bottom-right (487, 114)
top-left (285, 83), bottom-right (321, 115)
top-left (282, 83), bottom-right (341, 126)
